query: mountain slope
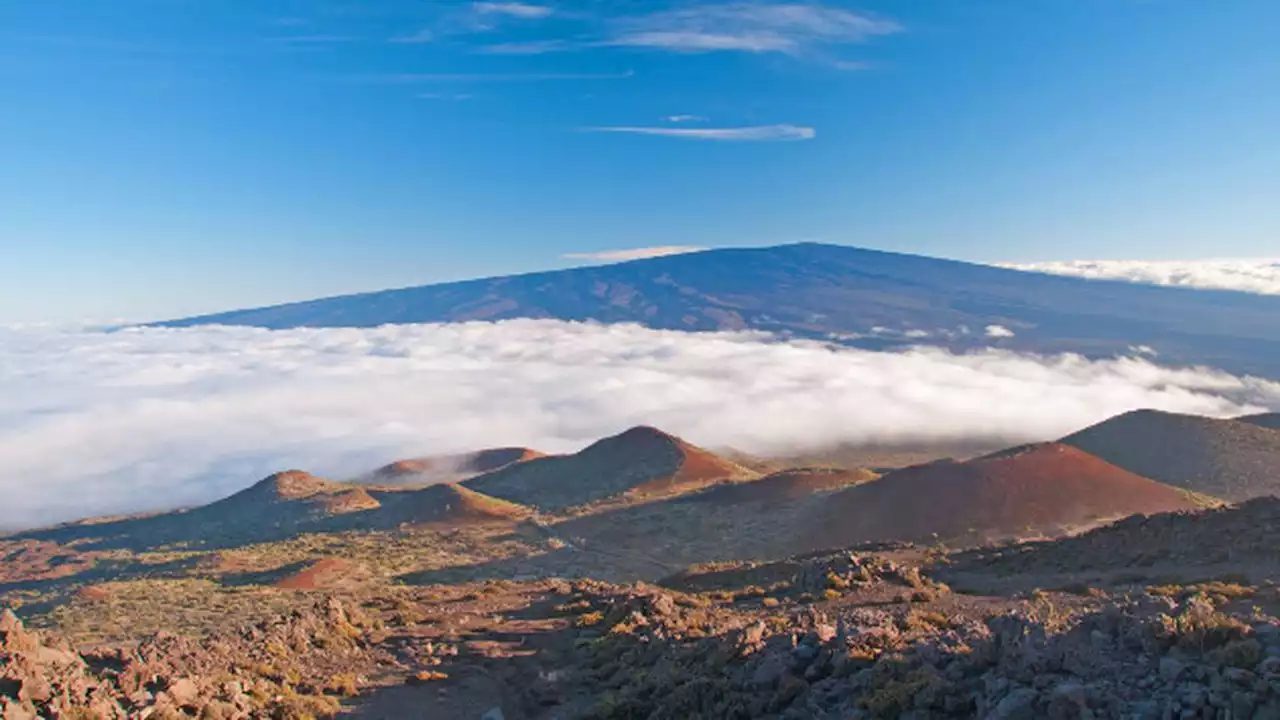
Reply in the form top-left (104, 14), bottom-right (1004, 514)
top-left (462, 426), bottom-right (756, 510)
top-left (365, 447), bottom-right (544, 486)
top-left (801, 443), bottom-right (1206, 549)
top-left (1238, 412), bottom-right (1280, 430)
top-left (1061, 409), bottom-right (1280, 501)
top-left (157, 243), bottom-right (1280, 378)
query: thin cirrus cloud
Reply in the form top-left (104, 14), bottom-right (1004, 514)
top-left (586, 124), bottom-right (816, 141)
top-left (474, 2), bottom-right (555, 19)
top-left (2, 320), bottom-right (1277, 530)
top-left (468, 3), bottom-right (900, 56)
top-left (666, 114), bottom-right (707, 123)
top-left (475, 39), bottom-right (574, 54)
top-left (375, 70), bottom-right (635, 83)
top-left (562, 246), bottom-right (706, 262)
top-left (601, 3), bottom-right (901, 54)
top-left (389, 28), bottom-right (435, 44)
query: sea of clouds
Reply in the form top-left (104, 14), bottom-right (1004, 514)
top-left (2, 319), bottom-right (1279, 530)
top-left (1003, 258), bottom-right (1280, 295)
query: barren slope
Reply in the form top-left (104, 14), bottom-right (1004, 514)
top-left (366, 447), bottom-right (544, 485)
top-left (1238, 412), bottom-right (1280, 431)
top-left (366, 483), bottom-right (532, 527)
top-left (462, 426), bottom-right (756, 510)
top-left (687, 467), bottom-right (878, 504)
top-left (802, 443), bottom-right (1205, 549)
top-left (1062, 409), bottom-right (1280, 501)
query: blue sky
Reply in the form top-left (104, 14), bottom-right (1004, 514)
top-left (1, 0), bottom-right (1277, 323)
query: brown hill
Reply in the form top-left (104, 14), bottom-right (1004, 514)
top-left (801, 443), bottom-right (1206, 549)
top-left (273, 558), bottom-right (371, 590)
top-left (1060, 409), bottom-right (1280, 501)
top-left (368, 447), bottom-right (544, 485)
top-left (204, 470), bottom-right (382, 518)
top-left (463, 426), bottom-right (756, 510)
top-left (366, 484), bottom-right (532, 527)
top-left (947, 496), bottom-right (1280, 588)
top-left (1238, 412), bottom-right (1280, 430)
top-left (19, 471), bottom-right (384, 550)
top-left (688, 467), bottom-right (878, 505)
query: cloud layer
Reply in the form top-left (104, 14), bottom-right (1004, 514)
top-left (2, 320), bottom-right (1277, 530)
top-left (586, 124), bottom-right (815, 141)
top-left (1004, 259), bottom-right (1280, 296)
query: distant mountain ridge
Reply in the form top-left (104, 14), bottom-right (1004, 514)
top-left (158, 243), bottom-right (1280, 378)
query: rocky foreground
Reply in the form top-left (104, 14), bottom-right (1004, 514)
top-left (6, 541), bottom-right (1280, 719)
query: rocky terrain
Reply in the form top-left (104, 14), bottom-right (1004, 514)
top-left (5, 409), bottom-right (1280, 718)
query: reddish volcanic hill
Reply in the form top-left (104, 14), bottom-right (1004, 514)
top-left (1061, 409), bottom-right (1280, 501)
top-left (690, 467), bottom-right (878, 505)
top-left (273, 558), bottom-right (370, 591)
top-left (368, 447), bottom-right (545, 485)
top-left (463, 426), bottom-right (757, 510)
top-left (223, 470), bottom-right (382, 516)
top-left (18, 470), bottom-right (385, 550)
top-left (367, 484), bottom-right (532, 527)
top-left (801, 443), bottom-right (1207, 549)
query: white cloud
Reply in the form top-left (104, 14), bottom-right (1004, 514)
top-left (474, 2), bottom-right (553, 19)
top-left (1, 321), bottom-right (1278, 530)
top-left (666, 114), bottom-right (707, 123)
top-left (1002, 259), bottom-right (1280, 296)
top-left (586, 124), bottom-right (816, 141)
top-left (985, 325), bottom-right (1016, 338)
top-left (562, 246), bottom-right (706, 262)
top-left (604, 3), bottom-right (900, 54)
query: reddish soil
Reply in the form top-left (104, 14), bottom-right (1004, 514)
top-left (688, 467), bottom-right (879, 504)
top-left (274, 558), bottom-right (361, 590)
top-left (0, 540), bottom-right (100, 585)
top-left (372, 447), bottom-right (545, 482)
top-left (371, 484), bottom-right (532, 527)
top-left (317, 487), bottom-right (382, 514)
top-left (261, 470), bottom-right (334, 500)
top-left (464, 426), bottom-right (755, 510)
top-left (802, 443), bottom-right (1202, 549)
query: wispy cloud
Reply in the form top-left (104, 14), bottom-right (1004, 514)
top-left (389, 28), bottom-right (435, 44)
top-left (2, 321), bottom-right (1275, 529)
top-left (476, 39), bottom-right (572, 54)
top-left (374, 70), bottom-right (634, 83)
top-left (603, 3), bottom-right (900, 55)
top-left (474, 2), bottom-right (554, 19)
top-left (267, 34), bottom-right (355, 45)
top-left (418, 92), bottom-right (474, 100)
top-left (586, 124), bottom-right (815, 141)
top-left (666, 114), bottom-right (707, 123)
top-left (563, 246), bottom-right (706, 262)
